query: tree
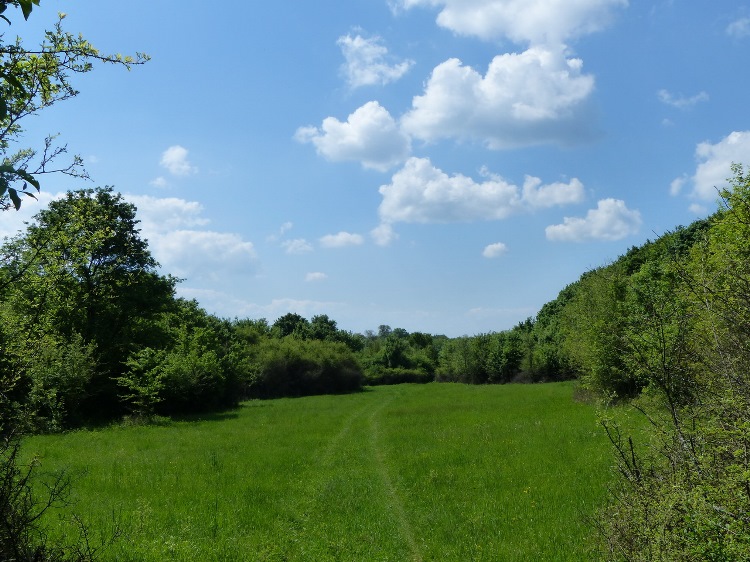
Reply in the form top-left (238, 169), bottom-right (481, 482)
top-left (272, 313), bottom-right (309, 338)
top-left (0, 4), bottom-right (146, 559)
top-left (2, 187), bottom-right (176, 418)
top-left (595, 165), bottom-right (750, 559)
top-left (0, 4), bottom-right (148, 211)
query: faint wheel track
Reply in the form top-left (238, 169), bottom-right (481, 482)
top-left (285, 391), bottom-right (422, 561)
top-left (368, 393), bottom-right (423, 562)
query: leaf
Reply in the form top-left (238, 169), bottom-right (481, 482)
top-left (18, 0), bottom-right (34, 20)
top-left (8, 187), bottom-right (21, 210)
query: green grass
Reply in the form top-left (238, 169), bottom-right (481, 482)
top-left (25, 382), bottom-right (616, 561)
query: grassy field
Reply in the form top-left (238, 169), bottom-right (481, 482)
top-left (25, 382), bottom-right (616, 561)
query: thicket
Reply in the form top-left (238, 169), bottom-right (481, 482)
top-left (558, 166), bottom-right (750, 559)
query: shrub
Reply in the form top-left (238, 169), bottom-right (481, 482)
top-left (249, 338), bottom-right (363, 398)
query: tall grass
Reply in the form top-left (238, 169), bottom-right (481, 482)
top-left (25, 382), bottom-right (614, 561)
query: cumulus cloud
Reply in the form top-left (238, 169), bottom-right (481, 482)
top-left (521, 175), bottom-right (585, 208)
top-left (378, 157), bottom-right (584, 224)
top-left (545, 198), bottom-right (641, 242)
top-left (727, 17), bottom-right (750, 39)
top-left (125, 195), bottom-right (256, 281)
top-left (319, 231), bottom-right (364, 248)
top-left (295, 101), bottom-right (411, 171)
top-left (338, 32), bottom-right (414, 88)
top-left (657, 89), bottom-right (709, 109)
top-left (483, 242), bottom-right (508, 258)
top-left (395, 0), bottom-right (627, 44)
top-left (370, 223), bottom-right (399, 246)
top-left (159, 145), bottom-right (197, 176)
top-left (670, 175), bottom-right (687, 196)
top-left (401, 46), bottom-right (596, 149)
top-left (676, 131), bottom-right (750, 201)
top-left (282, 238), bottom-right (314, 254)
top-left (306, 272), bottom-right (328, 282)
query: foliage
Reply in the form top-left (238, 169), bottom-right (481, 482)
top-left (592, 164), bottom-right (750, 559)
top-left (1, 187), bottom-right (177, 419)
top-left (249, 338), bottom-right (363, 398)
top-left (0, 5), bottom-right (147, 210)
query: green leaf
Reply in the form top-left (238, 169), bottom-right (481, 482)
top-left (8, 187), bottom-right (21, 210)
top-left (18, 0), bottom-right (34, 20)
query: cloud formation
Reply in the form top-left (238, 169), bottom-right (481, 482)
top-left (337, 32), bottom-right (414, 88)
top-left (126, 195), bottom-right (256, 281)
top-left (482, 242), bottom-right (508, 258)
top-left (370, 223), bottom-right (398, 246)
top-left (545, 198), bottom-right (641, 241)
top-left (395, 0), bottom-right (627, 44)
top-left (306, 272), bottom-right (328, 282)
top-left (159, 145), bottom-right (197, 176)
top-left (727, 17), bottom-right (750, 39)
top-left (320, 231), bottom-right (365, 248)
top-left (282, 238), bottom-right (314, 254)
top-left (657, 89), bottom-right (709, 110)
top-left (401, 46), bottom-right (596, 148)
top-left (295, 101), bottom-right (411, 171)
top-left (377, 157), bottom-right (584, 224)
top-left (677, 131), bottom-right (750, 201)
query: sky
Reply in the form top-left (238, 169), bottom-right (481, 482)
top-left (2, 0), bottom-right (750, 337)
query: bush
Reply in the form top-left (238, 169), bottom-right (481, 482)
top-left (363, 366), bottom-right (433, 386)
top-left (249, 338), bottom-right (363, 398)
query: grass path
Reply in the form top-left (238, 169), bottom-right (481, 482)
top-left (25, 383), bottom-right (617, 561)
top-left (367, 392), bottom-right (423, 562)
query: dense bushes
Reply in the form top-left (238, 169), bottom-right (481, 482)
top-left (566, 165), bottom-right (750, 559)
top-left (249, 338), bottom-right (363, 398)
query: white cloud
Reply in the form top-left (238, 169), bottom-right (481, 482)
top-left (657, 89), bottom-right (709, 109)
top-left (522, 175), bottom-right (585, 208)
top-left (127, 195), bottom-right (255, 281)
top-left (151, 230), bottom-right (256, 280)
top-left (727, 17), bottom-right (750, 39)
top-left (160, 145), bottom-right (197, 176)
top-left (378, 157), bottom-right (584, 224)
top-left (306, 272), bottom-right (328, 282)
top-left (685, 131), bottom-right (750, 200)
top-left (395, 0), bottom-right (627, 44)
top-left (150, 176), bottom-right (168, 188)
top-left (401, 46), bottom-right (596, 149)
top-left (337, 32), bottom-right (414, 88)
top-left (319, 231), bottom-right (364, 248)
top-left (282, 238), bottom-right (314, 254)
top-left (127, 195), bottom-right (209, 231)
top-left (545, 198), bottom-right (642, 242)
top-left (689, 203), bottom-right (708, 215)
top-left (669, 175), bottom-right (686, 196)
top-left (295, 101), bottom-right (411, 171)
top-left (483, 242), bottom-right (508, 258)
top-left (371, 223), bottom-right (399, 246)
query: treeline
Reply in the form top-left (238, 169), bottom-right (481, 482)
top-left (0, 189), bottom-right (369, 433)
top-left (541, 165), bottom-right (750, 559)
top-left (0, 184), bottom-right (578, 435)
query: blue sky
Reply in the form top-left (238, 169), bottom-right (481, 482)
top-left (2, 0), bottom-right (750, 336)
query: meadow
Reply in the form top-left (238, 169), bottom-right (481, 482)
top-left (26, 382), bottom-right (618, 561)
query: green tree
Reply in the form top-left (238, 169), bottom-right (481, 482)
top-left (0, 5), bottom-right (147, 211)
top-left (0, 3), bottom-right (146, 559)
top-left (2, 187), bottom-right (176, 418)
top-left (596, 165), bottom-right (750, 559)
